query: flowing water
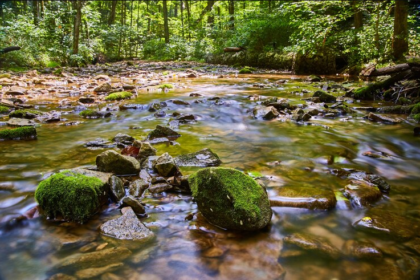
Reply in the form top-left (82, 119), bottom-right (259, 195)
top-left (1, 67), bottom-right (420, 280)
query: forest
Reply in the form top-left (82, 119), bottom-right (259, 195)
top-left (1, 1), bottom-right (420, 280)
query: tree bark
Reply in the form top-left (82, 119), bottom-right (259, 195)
top-left (393, 0), bottom-right (409, 60)
top-left (228, 0), bottom-right (234, 30)
top-left (353, 1), bottom-right (363, 29)
top-left (72, 1), bottom-right (83, 55)
top-left (181, 0), bottom-right (185, 39)
top-left (32, 0), bottom-right (38, 25)
top-left (163, 0), bottom-right (170, 43)
top-left (195, 0), bottom-right (215, 25)
top-left (108, 0), bottom-right (117, 26)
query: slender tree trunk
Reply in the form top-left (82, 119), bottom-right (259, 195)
top-left (186, 0), bottom-right (191, 40)
top-left (393, 0), bottom-right (409, 60)
top-left (181, 0), bottom-right (185, 39)
top-left (353, 1), bottom-right (363, 29)
top-left (208, 0), bottom-right (215, 25)
top-left (32, 0), bottom-right (39, 25)
top-left (72, 1), bottom-right (83, 55)
top-left (40, 0), bottom-right (44, 18)
top-left (228, 0), bottom-right (234, 30)
top-left (163, 0), bottom-right (170, 43)
top-left (0, 2), bottom-right (3, 25)
top-left (108, 0), bottom-right (117, 25)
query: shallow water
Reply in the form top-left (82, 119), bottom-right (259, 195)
top-left (1, 68), bottom-right (420, 280)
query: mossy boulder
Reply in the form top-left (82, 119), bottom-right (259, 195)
top-left (0, 105), bottom-right (10, 114)
top-left (312, 91), bottom-right (336, 103)
top-left (188, 167), bottom-right (272, 231)
top-left (105, 91), bottom-right (132, 101)
top-left (307, 75), bottom-right (322, 82)
top-left (9, 109), bottom-right (42, 119)
top-left (239, 66), bottom-right (256, 74)
top-left (35, 171), bottom-right (108, 223)
top-left (147, 125), bottom-right (180, 140)
top-left (158, 84), bottom-right (173, 89)
top-left (79, 110), bottom-right (111, 119)
top-left (0, 126), bottom-right (37, 140)
top-left (96, 150), bottom-right (140, 175)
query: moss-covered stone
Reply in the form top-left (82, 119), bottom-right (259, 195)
top-left (0, 126), bottom-right (37, 140)
top-left (104, 91), bottom-right (132, 101)
top-left (188, 167), bottom-right (272, 231)
top-left (353, 72), bottom-right (407, 100)
top-left (9, 109), bottom-right (42, 119)
top-left (312, 91), bottom-right (336, 103)
top-left (35, 171), bottom-right (107, 223)
top-left (79, 110), bottom-right (111, 119)
top-left (147, 125), bottom-right (180, 140)
top-left (0, 105), bottom-right (10, 114)
top-left (158, 84), bottom-right (173, 89)
top-left (238, 66), bottom-right (255, 74)
top-left (0, 73), bottom-right (11, 79)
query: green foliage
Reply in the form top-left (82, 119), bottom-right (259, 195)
top-left (0, 126), bottom-right (37, 140)
top-left (105, 91), bottom-right (132, 101)
top-left (158, 83), bottom-right (174, 89)
top-left (35, 171), bottom-right (104, 223)
top-left (0, 106), bottom-right (10, 114)
top-left (239, 66), bottom-right (255, 74)
top-left (79, 109), bottom-right (97, 118)
top-left (9, 109), bottom-right (42, 119)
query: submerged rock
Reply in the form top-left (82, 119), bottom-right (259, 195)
top-left (342, 240), bottom-right (382, 259)
top-left (353, 209), bottom-right (419, 240)
top-left (7, 117), bottom-right (36, 127)
top-left (282, 233), bottom-right (341, 259)
top-left (174, 148), bottom-right (221, 167)
top-left (35, 171), bottom-right (108, 223)
top-left (368, 112), bottom-right (402, 124)
top-left (100, 207), bottom-right (154, 241)
top-left (269, 185), bottom-right (336, 210)
top-left (343, 180), bottom-right (382, 208)
top-left (84, 138), bottom-right (116, 149)
top-left (147, 125), bottom-right (180, 140)
top-left (96, 150), bottom-right (140, 175)
top-left (312, 91), bottom-right (336, 103)
top-left (188, 167), bottom-right (272, 231)
top-left (253, 106), bottom-right (279, 120)
top-left (75, 263), bottom-right (123, 279)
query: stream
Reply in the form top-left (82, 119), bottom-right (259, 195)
top-left (0, 62), bottom-right (420, 280)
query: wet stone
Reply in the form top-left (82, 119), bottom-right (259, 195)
top-left (94, 83), bottom-right (112, 93)
top-left (7, 118), bottom-right (36, 127)
top-left (343, 180), bottom-right (382, 208)
top-left (128, 179), bottom-right (149, 197)
top-left (342, 240), bottom-right (383, 259)
top-left (147, 125), bottom-right (180, 140)
top-left (121, 196), bottom-right (145, 214)
top-left (75, 263), bottom-right (123, 279)
top-left (368, 112), bottom-right (402, 124)
top-left (154, 153), bottom-right (179, 177)
top-left (148, 183), bottom-right (173, 194)
top-left (96, 150), bottom-right (140, 175)
top-left (112, 133), bottom-right (134, 145)
top-left (100, 207), bottom-right (154, 242)
top-left (109, 176), bottom-right (125, 202)
top-left (175, 148), bottom-right (221, 167)
top-left (282, 233), bottom-right (341, 259)
top-left (269, 185), bottom-right (337, 210)
top-left (84, 138), bottom-right (116, 149)
top-left (253, 106), bottom-right (279, 120)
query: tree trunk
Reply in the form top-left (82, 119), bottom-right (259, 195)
top-left (72, 1), bottom-right (83, 55)
top-left (186, 0), bottom-right (191, 40)
top-left (353, 1), bottom-right (363, 29)
top-left (393, 0), bottom-right (409, 60)
top-left (228, 0), bottom-right (234, 30)
top-left (163, 0), bottom-right (170, 43)
top-left (181, 0), bottom-right (185, 39)
top-left (108, 0), bottom-right (117, 25)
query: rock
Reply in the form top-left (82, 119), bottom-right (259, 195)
top-left (133, 141), bottom-right (156, 162)
top-left (342, 240), bottom-right (382, 259)
top-left (253, 106), bottom-right (279, 120)
top-left (348, 171), bottom-right (391, 193)
top-left (100, 207), bottom-right (154, 242)
top-left (79, 97), bottom-right (95, 104)
top-left (113, 133), bottom-right (134, 145)
top-left (154, 153), bottom-right (179, 177)
top-left (312, 91), bottom-right (336, 103)
top-left (174, 148), bottom-right (222, 167)
top-left (307, 75), bottom-right (322, 82)
top-left (94, 75), bottom-right (111, 81)
top-left (105, 92), bottom-right (132, 101)
top-left (121, 196), bottom-right (145, 214)
top-left (75, 263), bottom-right (123, 279)
top-left (154, 110), bottom-right (166, 117)
top-left (42, 111), bottom-right (61, 123)
top-left (109, 176), bottom-right (125, 202)
top-left (353, 209), bottom-right (419, 240)
top-left (175, 114), bottom-right (196, 123)
top-left (368, 112), bottom-right (402, 124)
top-left (7, 118), bottom-right (36, 127)
top-left (35, 171), bottom-right (108, 223)
top-left (148, 183), bottom-right (172, 194)
top-left (9, 109), bottom-right (42, 119)
top-left (6, 86), bottom-right (26, 96)
top-left (0, 126), bottom-right (37, 140)
top-left (123, 84), bottom-right (135, 90)
top-left (291, 108), bottom-right (307, 122)
top-left (282, 233), bottom-right (341, 259)
top-left (53, 247), bottom-right (132, 271)
top-left (84, 138), bottom-right (116, 149)
top-left (188, 167), bottom-right (272, 231)
top-left (147, 125), bottom-right (180, 140)
top-left (148, 102), bottom-right (166, 112)
top-left (129, 179), bottom-right (149, 197)
top-left (172, 99), bottom-right (189, 106)
top-left (94, 83), bottom-right (112, 93)
top-left (269, 185), bottom-right (337, 210)
top-left (79, 110), bottom-right (112, 119)
top-left (414, 127), bottom-right (420, 136)
top-left (96, 150), bottom-right (140, 175)
top-left (343, 180), bottom-right (382, 208)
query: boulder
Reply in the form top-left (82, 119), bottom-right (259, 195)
top-left (312, 91), bottom-right (336, 103)
top-left (109, 176), bottom-right (125, 202)
top-left (368, 112), bottom-right (402, 124)
top-left (133, 141), bottom-right (156, 162)
top-left (281, 233), bottom-right (341, 259)
top-left (343, 180), bottom-right (382, 208)
top-left (79, 97), bottom-right (95, 104)
top-left (96, 150), bottom-right (140, 175)
top-left (129, 179), bottom-right (149, 197)
top-left (174, 148), bottom-right (221, 167)
top-left (100, 207), bottom-right (154, 241)
top-left (94, 83), bottom-right (112, 93)
top-left (253, 106), bottom-right (279, 120)
top-left (147, 125), bottom-right (180, 140)
top-left (153, 153), bottom-right (179, 177)
top-left (113, 133), bottom-right (134, 145)
top-left (7, 118), bottom-right (36, 127)
top-left (121, 196), bottom-right (145, 214)
top-left (188, 167), bottom-right (272, 231)
top-left (35, 171), bottom-right (108, 223)
top-left (291, 109), bottom-right (311, 122)
top-left (148, 182), bottom-right (172, 194)
top-left (0, 126), bottom-right (37, 140)
top-left (269, 185), bottom-right (337, 210)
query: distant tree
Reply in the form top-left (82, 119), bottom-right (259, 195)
top-left (163, 0), bottom-right (170, 43)
top-left (72, 0), bottom-right (84, 55)
top-left (393, 0), bottom-right (409, 60)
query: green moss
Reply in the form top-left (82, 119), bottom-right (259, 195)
top-left (162, 71), bottom-right (169, 76)
top-left (46, 61), bottom-right (60, 68)
top-left (411, 103), bottom-right (420, 115)
top-left (312, 91), bottom-right (336, 103)
top-left (104, 91), bottom-right (132, 101)
top-left (413, 114), bottom-right (420, 123)
top-left (9, 109), bottom-right (42, 119)
top-left (158, 83), bottom-right (174, 89)
top-left (0, 73), bottom-right (11, 79)
top-left (397, 97), bottom-right (411, 105)
top-left (188, 167), bottom-right (271, 230)
top-left (35, 171), bottom-right (105, 223)
top-left (79, 110), bottom-right (97, 118)
top-left (0, 126), bottom-right (37, 140)
top-left (239, 66), bottom-right (256, 74)
top-left (0, 105), bottom-right (10, 114)
top-left (353, 86), bottom-right (373, 100)
top-left (53, 68), bottom-right (62, 75)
